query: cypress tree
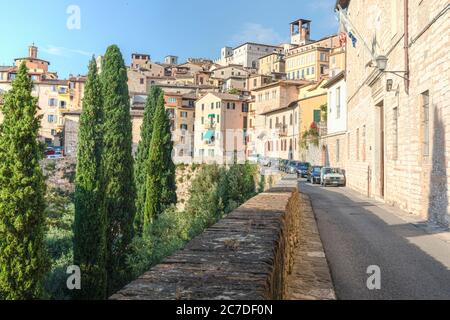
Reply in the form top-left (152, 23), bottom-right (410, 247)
top-left (143, 93), bottom-right (177, 227)
top-left (0, 62), bottom-right (48, 299)
top-left (100, 45), bottom-right (136, 294)
top-left (134, 86), bottom-right (163, 234)
top-left (73, 57), bottom-right (107, 299)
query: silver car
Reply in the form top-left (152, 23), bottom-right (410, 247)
top-left (320, 167), bottom-right (346, 187)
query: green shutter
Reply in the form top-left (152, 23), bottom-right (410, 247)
top-left (314, 110), bottom-right (321, 123)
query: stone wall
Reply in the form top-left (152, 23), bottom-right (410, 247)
top-left (344, 0), bottom-right (450, 226)
top-left (110, 177), bottom-right (300, 300)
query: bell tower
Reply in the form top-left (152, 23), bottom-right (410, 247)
top-left (290, 19), bottom-right (311, 46)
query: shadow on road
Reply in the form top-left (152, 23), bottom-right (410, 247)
top-left (299, 180), bottom-right (450, 300)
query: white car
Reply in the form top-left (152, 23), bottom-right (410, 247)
top-left (47, 152), bottom-right (63, 160)
top-left (320, 167), bottom-right (346, 187)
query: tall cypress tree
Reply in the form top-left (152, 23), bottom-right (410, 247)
top-left (0, 63), bottom-right (48, 300)
top-left (143, 93), bottom-right (177, 227)
top-left (100, 45), bottom-right (136, 294)
top-left (134, 86), bottom-right (163, 234)
top-left (73, 57), bottom-right (107, 300)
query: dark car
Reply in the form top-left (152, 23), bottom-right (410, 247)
top-left (279, 159), bottom-right (289, 172)
top-left (297, 162), bottom-right (311, 178)
top-left (307, 166), bottom-right (323, 184)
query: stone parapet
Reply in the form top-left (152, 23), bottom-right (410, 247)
top-left (110, 176), bottom-right (301, 300)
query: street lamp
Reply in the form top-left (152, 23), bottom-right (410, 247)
top-left (375, 55), bottom-right (388, 72)
top-left (374, 55), bottom-right (409, 81)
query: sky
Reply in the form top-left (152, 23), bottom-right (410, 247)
top-left (0, 0), bottom-right (339, 78)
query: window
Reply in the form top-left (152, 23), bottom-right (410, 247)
top-left (270, 118), bottom-right (273, 129)
top-left (180, 111), bottom-right (188, 118)
top-left (362, 125), bottom-right (366, 161)
top-left (140, 78), bottom-right (144, 85)
top-left (49, 98), bottom-right (57, 107)
top-left (336, 87), bottom-right (341, 119)
top-left (320, 53), bottom-right (326, 61)
top-left (253, 79), bottom-right (257, 87)
top-left (60, 101), bottom-right (67, 109)
top-left (227, 102), bottom-right (230, 109)
top-left (216, 102), bottom-right (220, 109)
top-left (290, 114), bottom-right (293, 125)
top-left (356, 128), bottom-right (360, 160)
top-left (48, 115), bottom-right (56, 123)
top-left (391, 107), bottom-right (398, 160)
top-left (311, 66), bottom-right (315, 75)
top-left (347, 133), bottom-right (351, 160)
top-left (242, 103), bottom-right (249, 112)
top-left (208, 149), bottom-right (215, 157)
top-left (201, 117), bottom-right (204, 125)
top-left (217, 115), bottom-right (220, 123)
top-left (211, 102), bottom-right (214, 110)
top-left (336, 139), bottom-right (340, 162)
top-left (201, 104), bottom-right (205, 111)
top-left (232, 102), bottom-right (236, 110)
top-left (422, 91), bottom-right (430, 157)
top-left (180, 124), bottom-right (188, 130)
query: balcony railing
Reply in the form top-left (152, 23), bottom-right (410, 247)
top-left (204, 122), bottom-right (217, 130)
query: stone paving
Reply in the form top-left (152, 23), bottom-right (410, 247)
top-left (286, 192), bottom-right (336, 300)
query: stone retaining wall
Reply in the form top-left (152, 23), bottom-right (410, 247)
top-left (110, 177), bottom-right (301, 300)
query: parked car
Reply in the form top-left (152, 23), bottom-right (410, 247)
top-left (44, 147), bottom-right (55, 156)
top-left (279, 159), bottom-right (288, 172)
top-left (47, 152), bottom-right (63, 160)
top-left (320, 167), bottom-right (346, 187)
top-left (259, 157), bottom-right (271, 167)
top-left (286, 161), bottom-right (299, 174)
top-left (307, 166), bottom-right (323, 184)
top-left (297, 162), bottom-right (311, 178)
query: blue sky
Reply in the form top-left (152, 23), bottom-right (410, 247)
top-left (0, 0), bottom-right (338, 78)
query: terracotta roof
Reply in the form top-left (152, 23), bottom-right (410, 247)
top-left (322, 71), bottom-right (345, 88)
top-left (204, 92), bottom-right (248, 102)
top-left (260, 100), bottom-right (300, 116)
top-left (335, 0), bottom-right (350, 10)
top-left (14, 57), bottom-right (50, 65)
top-left (233, 42), bottom-right (283, 50)
top-left (252, 79), bottom-right (311, 91)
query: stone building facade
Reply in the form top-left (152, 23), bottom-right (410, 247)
top-left (338, 0), bottom-right (450, 226)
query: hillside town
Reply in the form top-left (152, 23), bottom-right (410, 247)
top-left (0, 0), bottom-right (449, 302)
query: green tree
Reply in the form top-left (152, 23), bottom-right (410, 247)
top-left (0, 62), bottom-right (49, 299)
top-left (100, 45), bottom-right (136, 294)
top-left (73, 57), bottom-right (107, 299)
top-left (143, 93), bottom-right (177, 227)
top-left (134, 86), bottom-right (163, 234)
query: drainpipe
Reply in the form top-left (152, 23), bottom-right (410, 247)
top-left (404, 0), bottom-right (410, 94)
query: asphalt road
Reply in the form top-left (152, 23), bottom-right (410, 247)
top-left (299, 180), bottom-right (450, 300)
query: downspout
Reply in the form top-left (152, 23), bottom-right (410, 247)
top-left (404, 0), bottom-right (410, 94)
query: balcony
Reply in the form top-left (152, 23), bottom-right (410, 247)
top-left (276, 124), bottom-right (288, 137)
top-left (204, 122), bottom-right (217, 130)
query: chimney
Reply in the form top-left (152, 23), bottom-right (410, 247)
top-left (29, 45), bottom-right (38, 59)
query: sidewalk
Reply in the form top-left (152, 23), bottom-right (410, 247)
top-left (340, 186), bottom-right (450, 245)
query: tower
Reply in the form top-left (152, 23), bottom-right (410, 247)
top-left (290, 19), bottom-right (312, 46)
top-left (28, 44), bottom-right (38, 59)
